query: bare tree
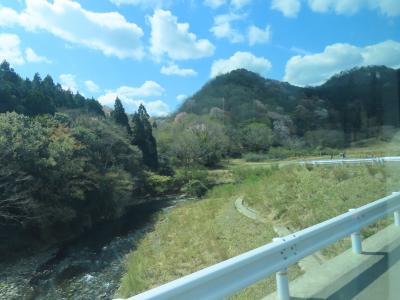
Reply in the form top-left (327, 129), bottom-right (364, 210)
top-left (0, 167), bottom-right (39, 224)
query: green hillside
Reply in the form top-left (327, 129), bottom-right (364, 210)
top-left (0, 61), bottom-right (173, 256)
top-left (177, 66), bottom-right (400, 144)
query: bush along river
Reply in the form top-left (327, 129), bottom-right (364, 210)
top-left (0, 195), bottom-right (189, 300)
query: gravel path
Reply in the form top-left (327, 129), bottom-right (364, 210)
top-left (234, 196), bottom-right (326, 272)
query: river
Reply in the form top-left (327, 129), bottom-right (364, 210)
top-left (0, 195), bottom-right (188, 300)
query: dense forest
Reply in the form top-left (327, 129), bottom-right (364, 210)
top-left (157, 66), bottom-right (400, 163)
top-left (0, 61), bottom-right (176, 255)
top-left (1, 60), bottom-right (399, 255)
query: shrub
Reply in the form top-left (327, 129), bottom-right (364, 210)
top-left (243, 153), bottom-right (268, 162)
top-left (182, 179), bottom-right (208, 197)
top-left (332, 166), bottom-right (351, 181)
top-left (304, 163), bottom-right (314, 171)
top-left (267, 147), bottom-right (292, 159)
top-left (146, 172), bottom-right (175, 195)
top-left (233, 165), bottom-right (277, 181)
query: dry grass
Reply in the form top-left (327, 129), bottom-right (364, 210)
top-left (116, 141), bottom-right (400, 298)
top-left (116, 178), bottom-right (291, 298)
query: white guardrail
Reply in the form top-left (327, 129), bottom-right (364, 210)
top-left (301, 156), bottom-right (400, 165)
top-left (117, 192), bottom-right (400, 300)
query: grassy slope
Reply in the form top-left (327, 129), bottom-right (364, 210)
top-left (247, 164), bottom-right (400, 257)
top-left (116, 167), bottom-right (302, 299)
top-left (116, 137), bottom-right (400, 298)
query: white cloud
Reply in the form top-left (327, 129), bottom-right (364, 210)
top-left (176, 94), bottom-right (187, 102)
top-left (271, 0), bottom-right (301, 17)
top-left (272, 0), bottom-right (400, 17)
top-left (145, 100), bottom-right (170, 116)
top-left (0, 33), bottom-right (51, 65)
top-left (290, 46), bottom-right (312, 55)
top-left (0, 33), bottom-right (24, 65)
top-left (113, 81), bottom-right (165, 98)
top-left (100, 96), bottom-right (170, 116)
top-left (203, 0), bottom-right (250, 9)
top-left (284, 40), bottom-right (400, 86)
top-left (98, 81), bottom-right (165, 106)
top-left (59, 74), bottom-right (78, 93)
top-left (374, 0), bottom-right (400, 16)
top-left (98, 82), bottom-right (169, 116)
top-left (308, 0), bottom-right (400, 17)
top-left (161, 63), bottom-right (197, 76)
top-left (0, 6), bottom-right (20, 26)
top-left (84, 80), bottom-right (100, 93)
top-left (210, 13), bottom-right (246, 43)
top-left (248, 25), bottom-right (271, 46)
top-left (361, 40), bottom-right (400, 67)
top-left (204, 0), bottom-right (226, 9)
top-left (0, 0), bottom-right (144, 59)
top-left (110, 0), bottom-right (164, 8)
top-left (25, 48), bottom-right (51, 63)
top-left (231, 0), bottom-right (251, 9)
top-left (210, 51), bottom-right (272, 77)
top-left (149, 9), bottom-right (215, 60)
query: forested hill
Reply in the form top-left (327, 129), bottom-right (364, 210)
top-left (178, 66), bottom-right (400, 142)
top-left (0, 61), bottom-right (104, 116)
top-left (179, 69), bottom-right (303, 122)
top-left (0, 61), bottom-right (167, 256)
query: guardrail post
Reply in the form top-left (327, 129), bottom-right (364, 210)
top-left (273, 238), bottom-right (290, 300)
top-left (394, 211), bottom-right (400, 227)
top-left (351, 231), bottom-right (362, 254)
top-left (276, 268), bottom-right (290, 300)
top-left (391, 193), bottom-right (400, 226)
top-left (349, 208), bottom-right (362, 254)
top-left (349, 209), bottom-right (362, 254)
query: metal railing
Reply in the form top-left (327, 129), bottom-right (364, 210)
top-left (301, 156), bottom-right (400, 166)
top-left (117, 192), bottom-right (400, 300)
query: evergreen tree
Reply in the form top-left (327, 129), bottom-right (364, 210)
top-left (131, 104), bottom-right (158, 170)
top-left (0, 60), bottom-right (105, 115)
top-left (111, 98), bottom-right (131, 134)
top-left (86, 98), bottom-right (105, 116)
top-left (131, 112), bottom-right (145, 145)
top-left (0, 60), bottom-right (11, 72)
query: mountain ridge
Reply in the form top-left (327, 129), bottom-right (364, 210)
top-left (176, 66), bottom-right (400, 143)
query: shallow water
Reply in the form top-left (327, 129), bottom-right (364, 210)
top-left (0, 196), bottom-right (187, 300)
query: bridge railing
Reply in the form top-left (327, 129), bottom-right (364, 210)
top-left (117, 192), bottom-right (400, 300)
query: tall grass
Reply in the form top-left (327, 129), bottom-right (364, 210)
top-left (116, 162), bottom-right (400, 298)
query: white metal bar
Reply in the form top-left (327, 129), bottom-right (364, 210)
top-left (273, 238), bottom-right (290, 300)
top-left (394, 211), bottom-right (400, 227)
top-left (301, 156), bottom-right (400, 166)
top-left (351, 231), bottom-right (362, 254)
top-left (118, 192), bottom-right (400, 300)
top-left (349, 208), bottom-right (362, 254)
top-left (276, 268), bottom-right (290, 300)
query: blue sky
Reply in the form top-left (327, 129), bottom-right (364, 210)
top-left (0, 0), bottom-right (399, 116)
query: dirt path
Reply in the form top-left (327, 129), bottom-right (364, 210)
top-left (234, 196), bottom-right (326, 272)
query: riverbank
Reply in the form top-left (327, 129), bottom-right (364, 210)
top-left (0, 227), bottom-right (148, 299)
top-left (0, 196), bottom-right (188, 300)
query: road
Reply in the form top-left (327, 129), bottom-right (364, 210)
top-left (263, 224), bottom-right (400, 300)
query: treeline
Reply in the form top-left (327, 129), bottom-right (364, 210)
top-left (179, 67), bottom-right (400, 140)
top-left (0, 61), bottom-right (104, 117)
top-left (0, 61), bottom-right (173, 255)
top-left (156, 66), bottom-right (400, 167)
top-left (112, 99), bottom-right (159, 171)
top-left (163, 67), bottom-right (400, 166)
